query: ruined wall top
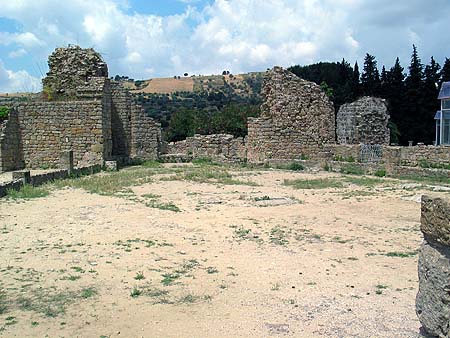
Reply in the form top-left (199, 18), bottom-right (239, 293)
top-left (42, 45), bottom-right (108, 98)
top-left (337, 96), bottom-right (390, 145)
top-left (260, 66), bottom-right (335, 143)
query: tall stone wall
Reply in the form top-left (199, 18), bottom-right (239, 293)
top-left (0, 109), bottom-right (24, 171)
top-left (164, 134), bottom-right (246, 163)
top-left (416, 196), bottom-right (450, 338)
top-left (247, 66), bottom-right (335, 164)
top-left (337, 96), bottom-right (390, 145)
top-left (16, 99), bottom-right (110, 169)
top-left (111, 82), bottom-right (132, 157)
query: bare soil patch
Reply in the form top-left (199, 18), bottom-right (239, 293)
top-left (0, 163), bottom-right (447, 337)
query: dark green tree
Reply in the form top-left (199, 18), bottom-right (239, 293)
top-left (441, 58), bottom-right (450, 83)
top-left (403, 45), bottom-right (425, 144)
top-left (351, 61), bottom-right (361, 98)
top-left (361, 53), bottom-right (381, 96)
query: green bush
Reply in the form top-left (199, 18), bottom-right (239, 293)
top-left (340, 164), bottom-right (364, 175)
top-left (286, 162), bottom-right (304, 171)
top-left (374, 169), bottom-right (387, 177)
top-left (0, 106), bottom-right (10, 120)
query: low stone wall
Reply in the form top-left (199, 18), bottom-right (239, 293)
top-left (0, 109), bottom-right (24, 172)
top-left (416, 196), bottom-right (450, 337)
top-left (399, 146), bottom-right (450, 168)
top-left (164, 134), bottom-right (246, 163)
top-left (0, 164), bottom-right (102, 198)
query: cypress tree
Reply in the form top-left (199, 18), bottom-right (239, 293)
top-left (403, 45), bottom-right (425, 144)
top-left (361, 53), bottom-right (381, 96)
top-left (441, 58), bottom-right (450, 83)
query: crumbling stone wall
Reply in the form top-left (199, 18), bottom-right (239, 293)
top-left (164, 134), bottom-right (246, 163)
top-left (417, 196), bottom-right (450, 338)
top-left (337, 96), bottom-right (390, 145)
top-left (16, 99), bottom-right (111, 168)
top-left (0, 45), bottom-right (160, 170)
top-left (42, 45), bottom-right (108, 98)
top-left (247, 66), bottom-right (335, 164)
top-left (130, 104), bottom-right (161, 160)
top-left (0, 109), bottom-right (23, 171)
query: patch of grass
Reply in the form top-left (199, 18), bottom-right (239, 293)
top-left (161, 273), bottom-right (181, 286)
top-left (80, 287), bottom-right (97, 299)
top-left (16, 287), bottom-right (96, 317)
top-left (206, 267), bottom-right (219, 274)
top-left (343, 176), bottom-right (384, 187)
top-left (146, 201), bottom-right (181, 212)
top-left (340, 164), bottom-right (364, 175)
top-left (0, 290), bottom-right (7, 315)
top-left (142, 160), bottom-right (162, 168)
top-left (134, 272), bottom-right (145, 280)
top-left (385, 251), bottom-right (418, 258)
top-left (51, 168), bottom-right (156, 195)
top-left (269, 226), bottom-right (289, 246)
top-left (61, 275), bottom-right (81, 281)
top-left (6, 185), bottom-right (49, 199)
top-left (192, 157), bottom-right (220, 166)
top-left (277, 162), bottom-right (304, 171)
top-left (283, 178), bottom-right (343, 190)
top-left (334, 155), bottom-right (355, 163)
top-left (170, 166), bottom-right (258, 186)
top-left (130, 287), bottom-right (142, 298)
top-left (396, 174), bottom-right (450, 186)
top-left (374, 168), bottom-right (387, 177)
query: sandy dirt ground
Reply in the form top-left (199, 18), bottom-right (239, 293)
top-left (0, 165), bottom-right (446, 338)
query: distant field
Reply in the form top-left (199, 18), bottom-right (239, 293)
top-left (133, 77), bottom-right (195, 94)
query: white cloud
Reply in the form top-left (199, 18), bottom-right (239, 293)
top-left (0, 0), bottom-right (449, 91)
top-left (0, 60), bottom-right (41, 93)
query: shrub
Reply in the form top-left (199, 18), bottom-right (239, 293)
top-left (340, 164), bottom-right (364, 175)
top-left (0, 106), bottom-right (10, 121)
top-left (374, 168), bottom-right (387, 177)
top-left (286, 162), bottom-right (304, 171)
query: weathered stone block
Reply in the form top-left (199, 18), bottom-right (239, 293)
top-left (421, 196), bottom-right (450, 247)
top-left (416, 240), bottom-right (450, 338)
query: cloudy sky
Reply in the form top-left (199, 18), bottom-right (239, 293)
top-left (0, 0), bottom-right (449, 92)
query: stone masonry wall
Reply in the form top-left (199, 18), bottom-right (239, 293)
top-left (130, 104), bottom-right (161, 160)
top-left (337, 96), bottom-right (390, 145)
top-left (16, 99), bottom-right (110, 169)
top-left (111, 81), bottom-right (132, 157)
top-left (0, 109), bottom-right (24, 171)
top-left (165, 134), bottom-right (246, 163)
top-left (247, 66), bottom-right (335, 164)
top-left (416, 196), bottom-right (450, 338)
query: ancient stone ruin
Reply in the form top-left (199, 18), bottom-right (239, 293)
top-left (417, 196), bottom-right (450, 338)
top-left (42, 45), bottom-right (108, 98)
top-left (0, 45), bottom-right (160, 170)
top-left (162, 134), bottom-right (246, 163)
top-left (246, 66), bottom-right (335, 163)
top-left (337, 96), bottom-right (390, 145)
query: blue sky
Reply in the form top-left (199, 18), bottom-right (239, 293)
top-left (0, 0), bottom-right (449, 92)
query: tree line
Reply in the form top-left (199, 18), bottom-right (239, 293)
top-left (289, 46), bottom-right (450, 145)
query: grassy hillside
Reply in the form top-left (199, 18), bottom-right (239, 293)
top-left (124, 72), bottom-right (265, 135)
